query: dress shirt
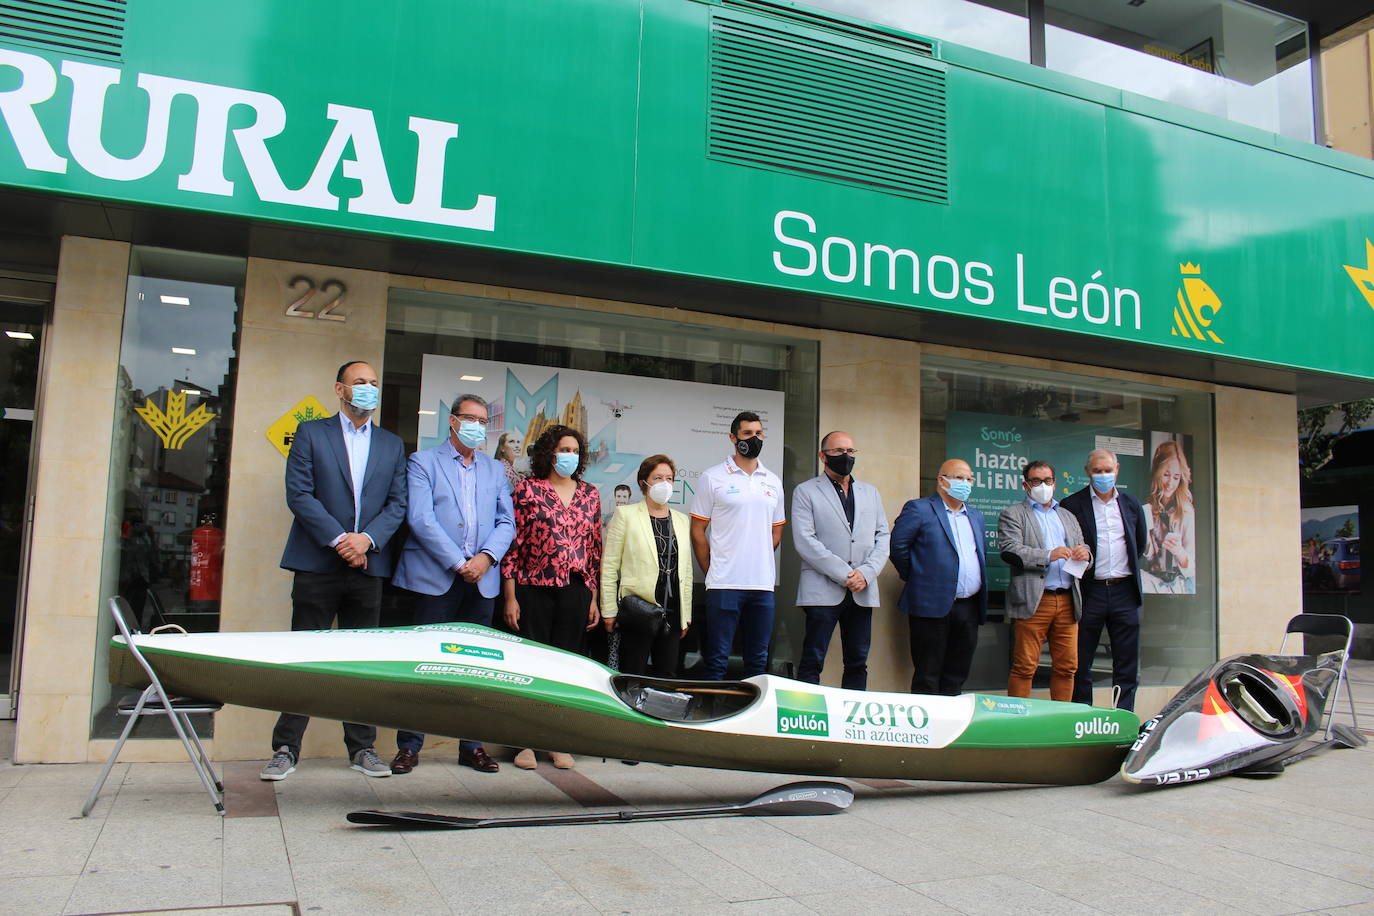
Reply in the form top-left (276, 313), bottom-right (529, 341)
top-left (339, 413), bottom-right (372, 543)
top-left (944, 502), bottom-right (982, 598)
top-left (452, 446), bottom-right (479, 559)
top-left (1091, 492), bottom-right (1130, 579)
top-left (1028, 498), bottom-right (1070, 589)
top-left (829, 474), bottom-right (855, 528)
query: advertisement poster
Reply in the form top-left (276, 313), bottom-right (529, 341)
top-left (1301, 505), bottom-right (1361, 594)
top-left (418, 354), bottom-right (786, 518)
top-left (944, 411), bottom-right (1196, 595)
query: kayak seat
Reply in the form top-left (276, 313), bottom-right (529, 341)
top-left (612, 675), bottom-right (760, 722)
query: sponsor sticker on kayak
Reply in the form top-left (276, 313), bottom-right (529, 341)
top-left (1074, 717), bottom-right (1123, 740)
top-left (979, 696), bottom-right (1030, 716)
top-left (414, 663), bottom-right (532, 686)
top-left (776, 689), bottom-right (830, 736)
top-left (440, 643), bottom-right (504, 659)
top-left (843, 699), bottom-right (932, 745)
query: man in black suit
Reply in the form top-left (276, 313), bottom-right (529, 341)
top-left (260, 360), bottom-right (408, 781)
top-left (1060, 449), bottom-right (1147, 711)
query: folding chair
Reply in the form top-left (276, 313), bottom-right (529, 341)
top-left (82, 597), bottom-right (224, 816)
top-left (1280, 613), bottom-right (1360, 740)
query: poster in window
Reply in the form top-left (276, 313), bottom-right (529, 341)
top-left (1141, 432), bottom-right (1196, 595)
top-left (1301, 505), bottom-right (1360, 594)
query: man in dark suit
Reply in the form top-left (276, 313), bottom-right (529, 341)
top-left (260, 360), bottom-right (408, 781)
top-left (890, 458), bottom-right (987, 695)
top-left (1060, 448), bottom-right (1148, 711)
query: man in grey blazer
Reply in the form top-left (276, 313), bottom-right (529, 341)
top-left (791, 431), bottom-right (890, 690)
top-left (998, 460), bottom-right (1091, 702)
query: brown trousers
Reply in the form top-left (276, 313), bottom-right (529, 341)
top-left (1007, 591), bottom-right (1077, 701)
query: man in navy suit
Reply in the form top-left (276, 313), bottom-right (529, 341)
top-left (890, 458), bottom-right (987, 696)
top-left (390, 394), bottom-right (514, 775)
top-left (1060, 448), bottom-right (1148, 711)
top-left (260, 360), bottom-right (407, 781)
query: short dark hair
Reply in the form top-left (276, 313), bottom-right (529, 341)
top-left (636, 454), bottom-right (676, 493)
top-left (530, 425), bottom-right (587, 480)
top-left (731, 411), bottom-right (762, 436)
top-left (336, 360), bottom-right (371, 383)
top-left (614, 484), bottom-right (631, 495)
top-left (450, 393), bottom-right (489, 416)
top-left (1023, 460), bottom-right (1055, 482)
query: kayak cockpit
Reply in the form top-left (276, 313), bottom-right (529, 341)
top-left (612, 675), bottom-right (761, 722)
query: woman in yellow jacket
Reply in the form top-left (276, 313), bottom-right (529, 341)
top-left (600, 454), bottom-right (693, 677)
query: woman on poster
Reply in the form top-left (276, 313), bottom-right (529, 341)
top-left (495, 430), bottom-right (525, 493)
top-left (1142, 439), bottom-right (1196, 595)
top-left (600, 454), bottom-right (692, 678)
top-left (501, 424), bottom-right (603, 769)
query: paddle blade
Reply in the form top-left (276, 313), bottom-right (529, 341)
top-left (346, 810), bottom-right (486, 829)
top-left (1332, 723), bottom-right (1368, 749)
top-left (739, 781), bottom-right (854, 817)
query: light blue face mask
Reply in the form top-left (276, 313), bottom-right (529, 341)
top-left (455, 420), bottom-right (486, 449)
top-left (553, 452), bottom-right (580, 477)
top-left (1091, 472), bottom-right (1116, 494)
top-left (942, 476), bottom-right (973, 502)
top-left (349, 383), bottom-right (379, 411)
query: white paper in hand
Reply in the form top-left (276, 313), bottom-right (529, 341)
top-left (1062, 558), bottom-right (1089, 579)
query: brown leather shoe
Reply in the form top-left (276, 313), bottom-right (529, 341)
top-left (458, 746), bottom-right (500, 773)
top-left (390, 748), bottom-right (418, 774)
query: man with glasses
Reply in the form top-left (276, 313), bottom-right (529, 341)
top-left (389, 394), bottom-right (514, 774)
top-left (690, 410), bottom-right (786, 680)
top-left (791, 431), bottom-right (889, 690)
top-left (890, 458), bottom-right (987, 696)
top-left (998, 460), bottom-right (1091, 701)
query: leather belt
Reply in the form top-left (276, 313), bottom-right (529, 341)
top-left (1043, 587), bottom-right (1070, 594)
top-left (1095, 577), bottom-right (1130, 585)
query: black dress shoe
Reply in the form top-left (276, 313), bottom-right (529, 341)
top-left (390, 748), bottom-right (418, 774)
top-left (458, 746), bottom-right (500, 773)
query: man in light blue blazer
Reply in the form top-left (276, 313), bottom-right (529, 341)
top-left (263, 360), bottom-right (407, 782)
top-left (890, 458), bottom-right (988, 696)
top-left (792, 431), bottom-right (889, 690)
top-left (390, 394), bottom-right (514, 774)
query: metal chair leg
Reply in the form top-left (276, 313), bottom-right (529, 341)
top-left (157, 695), bottom-right (225, 815)
top-left (81, 687), bottom-right (154, 817)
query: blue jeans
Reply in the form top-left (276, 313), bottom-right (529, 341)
top-left (797, 594), bottom-right (872, 690)
top-left (702, 589), bottom-right (774, 680)
top-left (397, 575), bottom-right (495, 754)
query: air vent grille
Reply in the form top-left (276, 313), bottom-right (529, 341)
top-left (0, 0), bottom-right (126, 61)
top-left (717, 0), bottom-right (936, 59)
top-left (708, 13), bottom-right (948, 203)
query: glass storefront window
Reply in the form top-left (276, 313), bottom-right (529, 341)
top-left (920, 355), bottom-right (1215, 692)
top-left (1045, 0), bottom-right (1313, 141)
top-left (90, 248), bottom-right (244, 738)
top-left (382, 289), bottom-right (819, 676)
top-left (801, 0), bottom-right (1031, 61)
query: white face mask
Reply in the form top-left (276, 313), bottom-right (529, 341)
top-left (1029, 482), bottom-right (1055, 505)
top-left (647, 481), bottom-right (673, 505)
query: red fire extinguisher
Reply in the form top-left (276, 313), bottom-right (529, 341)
top-left (189, 517), bottom-right (224, 602)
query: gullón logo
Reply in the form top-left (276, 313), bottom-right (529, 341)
top-left (0, 48), bottom-right (495, 232)
top-left (1073, 717), bottom-right (1122, 740)
top-left (440, 643), bottom-right (504, 660)
top-left (776, 689), bottom-right (829, 736)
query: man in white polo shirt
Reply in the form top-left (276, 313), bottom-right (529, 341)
top-left (690, 411), bottom-right (786, 680)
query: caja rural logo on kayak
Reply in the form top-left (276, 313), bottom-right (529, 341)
top-left (440, 643), bottom-right (503, 660)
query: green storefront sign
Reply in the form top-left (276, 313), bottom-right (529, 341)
top-left (0, 0), bottom-right (1371, 379)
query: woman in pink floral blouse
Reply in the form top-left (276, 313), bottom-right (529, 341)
top-left (501, 423), bottom-right (602, 770)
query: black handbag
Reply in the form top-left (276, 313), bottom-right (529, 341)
top-left (617, 593), bottom-right (669, 637)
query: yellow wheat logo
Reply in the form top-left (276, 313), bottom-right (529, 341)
top-left (135, 390), bottom-right (215, 450)
top-left (1344, 239), bottom-right (1374, 311)
top-left (1172, 262), bottom-right (1223, 344)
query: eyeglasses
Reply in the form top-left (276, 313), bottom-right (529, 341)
top-left (822, 448), bottom-right (858, 456)
top-left (455, 414), bottom-right (488, 425)
top-left (1025, 477), bottom-right (1054, 486)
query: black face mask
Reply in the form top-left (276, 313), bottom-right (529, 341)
top-left (735, 435), bottom-right (764, 460)
top-left (824, 453), bottom-right (855, 477)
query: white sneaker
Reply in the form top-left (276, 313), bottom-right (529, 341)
top-left (350, 747), bottom-right (391, 777)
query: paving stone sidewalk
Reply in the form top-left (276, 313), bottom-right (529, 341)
top-left (3, 662), bottom-right (1374, 916)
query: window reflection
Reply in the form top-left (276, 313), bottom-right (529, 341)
top-left (1045, 0), bottom-right (1312, 141)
